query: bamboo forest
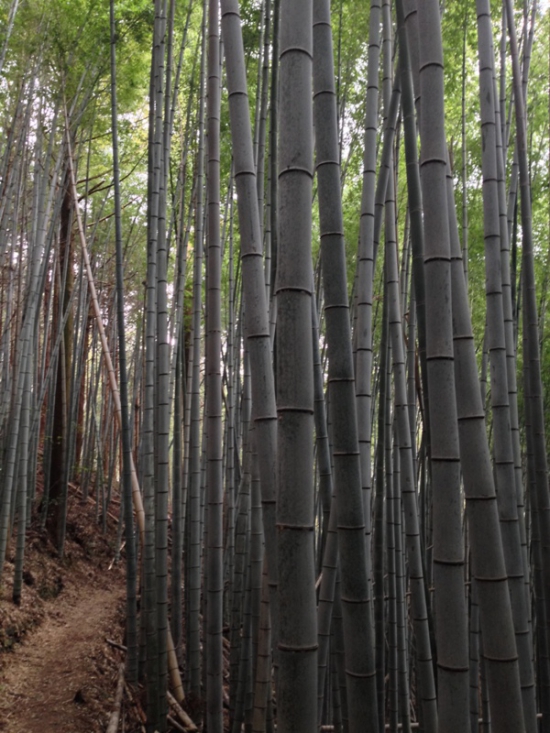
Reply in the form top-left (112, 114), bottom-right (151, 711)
top-left (1, 0), bottom-right (550, 731)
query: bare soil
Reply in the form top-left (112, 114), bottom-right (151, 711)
top-left (0, 574), bottom-right (124, 732)
top-left (0, 485), bottom-right (210, 733)
top-left (0, 488), bottom-right (130, 733)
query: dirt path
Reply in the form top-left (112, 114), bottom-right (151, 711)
top-left (0, 577), bottom-right (125, 733)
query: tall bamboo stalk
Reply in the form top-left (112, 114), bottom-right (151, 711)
top-left (275, 2), bottom-right (317, 730)
top-left (220, 0), bottom-right (279, 667)
top-left (110, 0), bottom-right (138, 683)
top-left (313, 0), bottom-right (378, 729)
top-left (205, 1), bottom-right (223, 727)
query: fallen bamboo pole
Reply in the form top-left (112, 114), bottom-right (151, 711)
top-left (106, 638), bottom-right (127, 653)
top-left (167, 715), bottom-right (188, 733)
top-left (106, 664), bottom-right (125, 733)
top-left (124, 679), bottom-right (147, 732)
top-left (167, 691), bottom-right (198, 732)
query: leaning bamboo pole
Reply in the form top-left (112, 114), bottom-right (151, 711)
top-left (64, 107), bottom-right (145, 545)
top-left (64, 108), bottom-right (187, 706)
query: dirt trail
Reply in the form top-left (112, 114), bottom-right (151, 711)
top-left (0, 577), bottom-right (125, 733)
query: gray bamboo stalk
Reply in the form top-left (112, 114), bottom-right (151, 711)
top-left (12, 368), bottom-right (30, 605)
top-left (312, 1), bottom-right (378, 729)
top-left (386, 406), bottom-right (398, 733)
top-left (354, 0), bottom-right (381, 573)
top-left (231, 414), bottom-right (252, 732)
top-left (268, 0), bottom-right (280, 308)
top-left (31, 263), bottom-right (57, 513)
top-left (480, 651), bottom-right (491, 733)
top-left (252, 557), bottom-right (272, 733)
top-left (142, 66), bottom-right (160, 723)
top-left (327, 646), bottom-right (340, 732)
top-left (384, 144), bottom-right (438, 733)
top-left (255, 0), bottom-right (270, 246)
top-left (236, 563), bottom-right (254, 733)
top-left (469, 577), bottom-right (480, 733)
top-left (142, 43), bottom-right (160, 728)
top-left (499, 7), bottom-right (507, 159)
top-left (395, 0), bottom-right (429, 477)
top-left (47, 178), bottom-right (72, 552)
top-left (187, 3), bottom-right (206, 695)
top-left (440, 75), bottom-right (526, 733)
top-left (0, 239), bottom-right (15, 426)
top-left (153, 1), bottom-right (170, 723)
top-left (171, 332), bottom-right (183, 661)
top-left (317, 493), bottom-right (338, 730)
top-left (110, 0), bottom-right (138, 682)
top-left (314, 297), bottom-right (337, 729)
top-left (247, 444), bottom-right (264, 730)
top-left (200, 395), bottom-right (208, 704)
top-left (332, 574), bottom-right (348, 731)
top-left (505, 0), bottom-right (550, 690)
top-left (181, 224), bottom-right (195, 621)
top-left (393, 445), bottom-right (412, 733)
top-left (252, 0), bottom-right (266, 172)
top-left (475, 4), bottom-right (536, 728)
top-left (523, 309), bottom-right (550, 731)
top-left (407, 285), bottom-right (416, 484)
top-left (80, 329), bottom-right (99, 506)
top-left (229, 440), bottom-right (251, 731)
top-left (63, 267), bottom-right (87, 510)
top-left (220, 0), bottom-right (279, 664)
top-left (410, 3), bottom-right (518, 729)
top-left (493, 62), bottom-right (529, 611)
top-left (229, 472), bottom-right (250, 733)
top-left (276, 1), bottom-right (317, 729)
top-left (205, 0), bottom-right (223, 728)
top-left (0, 114), bottom-right (61, 577)
top-left (373, 291), bottom-right (389, 733)
top-left (312, 300), bottom-right (331, 577)
top-left (411, 2), bottom-right (526, 730)
top-left (225, 185), bottom-right (236, 627)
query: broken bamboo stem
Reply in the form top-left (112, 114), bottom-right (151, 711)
top-left (106, 664), bottom-right (125, 733)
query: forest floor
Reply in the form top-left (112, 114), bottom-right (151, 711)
top-left (0, 483), bottom-right (218, 732)
top-left (0, 485), bottom-right (135, 733)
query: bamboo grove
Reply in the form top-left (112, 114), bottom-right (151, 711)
top-left (0, 0), bottom-right (550, 731)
